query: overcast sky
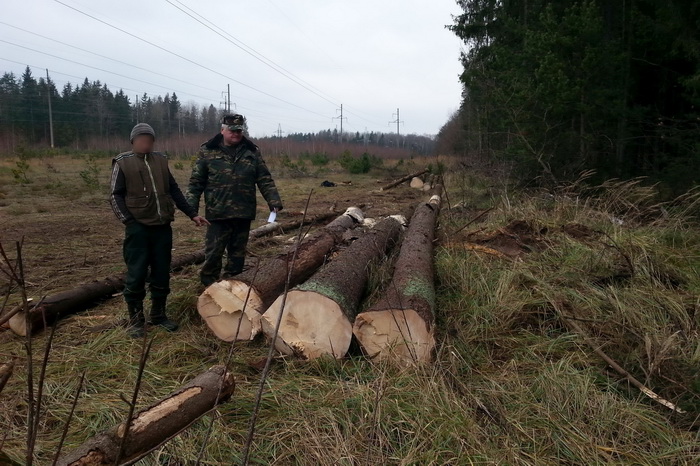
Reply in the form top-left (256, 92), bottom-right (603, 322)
top-left (1, 0), bottom-right (464, 138)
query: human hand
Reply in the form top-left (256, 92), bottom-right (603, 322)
top-left (192, 216), bottom-right (210, 227)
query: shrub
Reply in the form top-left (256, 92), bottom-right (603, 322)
top-left (79, 154), bottom-right (101, 190)
top-left (339, 151), bottom-right (382, 174)
top-left (12, 158), bottom-right (31, 184)
top-left (300, 151), bottom-right (330, 166)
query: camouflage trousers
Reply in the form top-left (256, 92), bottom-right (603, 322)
top-left (201, 218), bottom-right (251, 286)
top-left (123, 222), bottom-right (172, 303)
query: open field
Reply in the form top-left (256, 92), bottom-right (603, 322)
top-left (1, 153), bottom-right (699, 464)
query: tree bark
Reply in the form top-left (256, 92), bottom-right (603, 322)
top-left (198, 208), bottom-right (363, 342)
top-left (9, 215), bottom-right (344, 337)
top-left (261, 215), bottom-right (406, 359)
top-left (353, 189), bottom-right (442, 364)
top-left (379, 169), bottom-right (428, 191)
top-left (249, 211), bottom-right (342, 239)
top-left (56, 365), bottom-right (235, 466)
top-left (0, 360), bottom-right (14, 394)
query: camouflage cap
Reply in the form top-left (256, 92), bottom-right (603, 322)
top-left (222, 114), bottom-right (246, 131)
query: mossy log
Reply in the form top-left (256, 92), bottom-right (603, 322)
top-left (353, 188), bottom-right (442, 364)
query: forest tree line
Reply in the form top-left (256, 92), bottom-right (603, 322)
top-left (438, 0), bottom-right (700, 194)
top-left (0, 67), bottom-right (434, 156)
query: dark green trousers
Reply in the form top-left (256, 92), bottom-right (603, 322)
top-left (123, 222), bottom-right (172, 304)
top-left (201, 218), bottom-right (251, 286)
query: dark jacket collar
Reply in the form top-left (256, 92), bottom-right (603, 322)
top-left (202, 133), bottom-right (259, 153)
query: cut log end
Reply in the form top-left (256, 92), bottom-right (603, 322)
top-left (197, 281), bottom-right (264, 341)
top-left (261, 290), bottom-right (352, 359)
top-left (8, 312), bottom-right (28, 337)
top-left (353, 309), bottom-right (435, 365)
top-left (344, 206), bottom-right (364, 223)
top-left (409, 177), bottom-right (424, 189)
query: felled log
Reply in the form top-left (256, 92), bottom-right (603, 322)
top-left (0, 360), bottom-right (14, 394)
top-left (261, 215), bottom-right (406, 359)
top-left (409, 177), bottom-right (424, 189)
top-left (198, 207), bottom-right (364, 342)
top-left (9, 215), bottom-right (344, 337)
top-left (353, 188), bottom-right (442, 364)
top-left (379, 169), bottom-right (428, 191)
top-left (249, 211), bottom-right (341, 239)
top-left (9, 275), bottom-right (129, 337)
top-left (56, 365), bottom-right (235, 466)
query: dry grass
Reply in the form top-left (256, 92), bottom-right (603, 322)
top-left (0, 153), bottom-right (699, 464)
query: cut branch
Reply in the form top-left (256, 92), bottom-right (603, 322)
top-left (560, 315), bottom-right (686, 414)
top-left (198, 207), bottom-right (363, 342)
top-left (55, 365), bottom-right (235, 466)
top-left (354, 188), bottom-right (443, 364)
top-left (261, 215), bottom-right (406, 359)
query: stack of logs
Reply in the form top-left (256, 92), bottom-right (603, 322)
top-left (200, 179), bottom-right (444, 365)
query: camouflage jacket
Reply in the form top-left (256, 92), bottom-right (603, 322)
top-left (187, 134), bottom-right (283, 220)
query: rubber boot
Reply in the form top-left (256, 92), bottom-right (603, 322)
top-left (127, 302), bottom-right (145, 338)
top-left (149, 298), bottom-right (179, 332)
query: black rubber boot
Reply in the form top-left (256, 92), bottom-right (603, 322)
top-left (127, 302), bottom-right (145, 338)
top-left (149, 298), bottom-right (179, 332)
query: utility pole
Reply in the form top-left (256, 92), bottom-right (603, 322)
top-left (227, 84), bottom-right (231, 113)
top-left (332, 104), bottom-right (347, 143)
top-left (221, 88), bottom-right (229, 113)
top-left (389, 108), bottom-right (404, 147)
top-left (135, 94), bottom-right (139, 122)
top-left (276, 123), bottom-right (285, 138)
top-left (46, 69), bottom-right (54, 148)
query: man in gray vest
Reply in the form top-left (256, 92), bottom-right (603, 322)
top-left (110, 123), bottom-right (209, 337)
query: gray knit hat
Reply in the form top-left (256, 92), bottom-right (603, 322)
top-left (130, 123), bottom-right (155, 142)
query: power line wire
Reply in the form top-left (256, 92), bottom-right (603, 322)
top-left (53, 0), bottom-right (332, 119)
top-left (166, 0), bottom-right (340, 107)
top-left (0, 40), bottom-right (218, 102)
top-left (266, 0), bottom-right (348, 75)
top-left (0, 21), bottom-right (222, 95)
top-left (0, 57), bottom-right (159, 97)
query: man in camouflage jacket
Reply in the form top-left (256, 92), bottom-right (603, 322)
top-left (187, 114), bottom-right (283, 286)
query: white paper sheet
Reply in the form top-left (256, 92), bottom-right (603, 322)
top-left (267, 211), bottom-right (277, 223)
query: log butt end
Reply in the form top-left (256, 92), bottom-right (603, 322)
top-left (197, 281), bottom-right (264, 341)
top-left (8, 312), bottom-right (28, 337)
top-left (353, 309), bottom-right (435, 365)
top-left (261, 290), bottom-right (352, 359)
